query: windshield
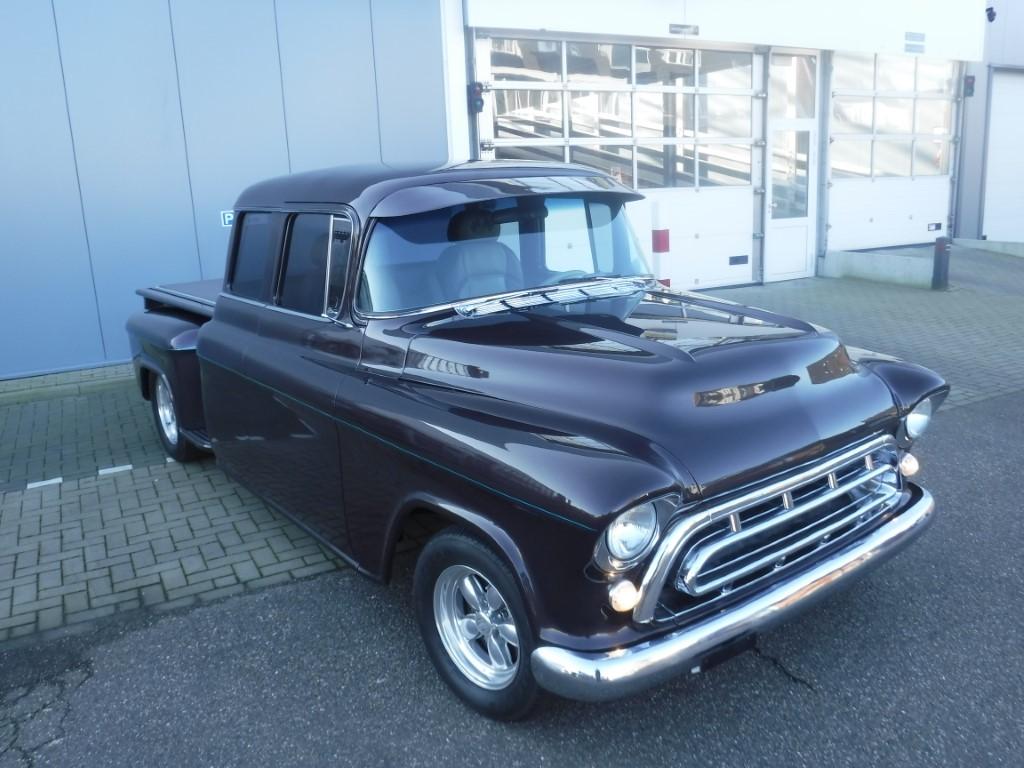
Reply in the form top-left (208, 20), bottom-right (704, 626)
top-left (357, 194), bottom-right (651, 314)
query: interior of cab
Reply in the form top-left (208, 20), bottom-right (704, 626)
top-left (357, 194), bottom-right (649, 314)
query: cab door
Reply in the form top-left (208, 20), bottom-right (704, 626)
top-left (200, 211), bottom-right (282, 492)
top-left (243, 212), bottom-right (361, 555)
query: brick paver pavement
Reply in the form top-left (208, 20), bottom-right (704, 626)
top-left (1, 244), bottom-right (1020, 643)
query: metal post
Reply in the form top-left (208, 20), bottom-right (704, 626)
top-left (932, 237), bottom-right (951, 290)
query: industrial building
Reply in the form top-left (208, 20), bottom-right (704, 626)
top-left (0, 0), bottom-right (992, 378)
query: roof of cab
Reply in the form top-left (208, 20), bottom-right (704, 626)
top-left (233, 160), bottom-right (640, 219)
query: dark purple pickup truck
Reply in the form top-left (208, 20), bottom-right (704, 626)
top-left (127, 161), bottom-right (947, 719)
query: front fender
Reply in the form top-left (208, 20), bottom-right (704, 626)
top-left (853, 355), bottom-right (949, 414)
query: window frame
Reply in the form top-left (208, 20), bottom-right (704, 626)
top-left (351, 194), bottom-right (649, 322)
top-left (226, 211), bottom-right (283, 303)
top-left (481, 35), bottom-right (757, 191)
top-left (225, 205), bottom-right (359, 324)
top-left (273, 212), bottom-right (333, 318)
top-left (829, 53), bottom-right (956, 179)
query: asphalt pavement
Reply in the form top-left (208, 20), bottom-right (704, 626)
top-left (1, 389), bottom-right (1021, 767)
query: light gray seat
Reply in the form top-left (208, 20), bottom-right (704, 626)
top-left (437, 209), bottom-right (523, 301)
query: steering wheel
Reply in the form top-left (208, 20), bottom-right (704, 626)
top-left (539, 270), bottom-right (590, 287)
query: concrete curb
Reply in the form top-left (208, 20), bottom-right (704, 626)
top-left (953, 238), bottom-right (1024, 258)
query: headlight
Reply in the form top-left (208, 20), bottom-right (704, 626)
top-left (905, 397), bottom-right (934, 439)
top-left (605, 502), bottom-right (658, 563)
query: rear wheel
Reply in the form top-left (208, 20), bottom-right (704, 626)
top-left (151, 372), bottom-right (202, 463)
top-left (414, 529), bottom-right (539, 720)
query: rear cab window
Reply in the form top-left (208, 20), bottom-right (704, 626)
top-left (229, 212), bottom-right (278, 301)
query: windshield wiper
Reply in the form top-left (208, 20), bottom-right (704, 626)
top-left (453, 276), bottom-right (654, 318)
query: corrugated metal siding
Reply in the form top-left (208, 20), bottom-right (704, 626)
top-left (0, 0), bottom-right (458, 379)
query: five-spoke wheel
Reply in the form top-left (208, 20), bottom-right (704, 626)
top-left (433, 565), bottom-right (520, 690)
top-left (414, 529), bottom-right (538, 719)
top-left (149, 371), bottom-right (201, 463)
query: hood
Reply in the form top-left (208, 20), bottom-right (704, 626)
top-left (399, 289), bottom-right (899, 501)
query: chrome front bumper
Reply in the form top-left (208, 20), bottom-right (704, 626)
top-left (531, 485), bottom-right (935, 702)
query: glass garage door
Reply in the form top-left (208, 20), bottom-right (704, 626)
top-left (828, 52), bottom-right (957, 250)
top-left (472, 35), bottom-right (762, 290)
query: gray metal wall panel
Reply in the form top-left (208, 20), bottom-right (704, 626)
top-left (371, 0), bottom-right (450, 166)
top-left (170, 0), bottom-right (291, 278)
top-left (53, 0), bottom-right (200, 362)
top-left (276, 0), bottom-right (382, 172)
top-left (0, 1), bottom-right (105, 377)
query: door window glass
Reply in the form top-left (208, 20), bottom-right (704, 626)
top-left (279, 214), bottom-right (330, 315)
top-left (770, 54), bottom-right (816, 119)
top-left (700, 144), bottom-right (752, 186)
top-left (832, 97), bottom-right (873, 133)
top-left (635, 47), bottom-right (694, 86)
top-left (699, 51), bottom-right (752, 89)
top-left (490, 38), bottom-right (562, 82)
top-left (566, 42), bottom-right (630, 83)
top-left (494, 90), bottom-right (563, 139)
top-left (637, 144), bottom-right (696, 188)
top-left (569, 91), bottom-right (631, 138)
top-left (830, 52), bottom-right (955, 177)
top-left (635, 92), bottom-right (694, 138)
top-left (698, 94), bottom-right (751, 137)
top-left (484, 39), bottom-right (756, 190)
top-left (771, 130), bottom-right (810, 219)
top-left (830, 139), bottom-right (872, 178)
top-left (326, 216), bottom-right (353, 317)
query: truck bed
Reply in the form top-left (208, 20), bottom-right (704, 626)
top-left (137, 278), bottom-right (221, 319)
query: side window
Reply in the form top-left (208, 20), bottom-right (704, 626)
top-left (230, 212), bottom-right (277, 300)
top-left (279, 214), bottom-right (331, 315)
top-left (326, 215), bottom-right (353, 317)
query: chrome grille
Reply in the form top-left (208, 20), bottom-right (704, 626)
top-left (632, 435), bottom-right (904, 624)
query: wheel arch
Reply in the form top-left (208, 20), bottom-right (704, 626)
top-left (382, 494), bottom-right (541, 630)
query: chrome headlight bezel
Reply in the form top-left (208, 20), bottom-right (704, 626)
top-left (593, 497), bottom-right (678, 573)
top-left (904, 397), bottom-right (933, 439)
top-left (897, 391), bottom-right (946, 446)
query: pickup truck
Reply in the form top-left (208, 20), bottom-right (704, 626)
top-left (127, 160), bottom-right (947, 719)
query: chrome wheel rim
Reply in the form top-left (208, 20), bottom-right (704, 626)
top-left (433, 565), bottom-right (520, 690)
top-left (155, 376), bottom-right (179, 446)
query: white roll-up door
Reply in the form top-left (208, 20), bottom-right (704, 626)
top-left (983, 70), bottom-right (1024, 241)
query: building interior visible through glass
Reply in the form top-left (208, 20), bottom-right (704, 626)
top-left (487, 38), bottom-right (955, 186)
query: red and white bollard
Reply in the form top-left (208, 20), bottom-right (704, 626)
top-left (651, 200), bottom-right (671, 287)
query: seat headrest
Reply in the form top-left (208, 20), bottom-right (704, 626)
top-left (447, 209), bottom-right (499, 241)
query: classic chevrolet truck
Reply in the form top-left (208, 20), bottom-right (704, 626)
top-left (127, 161), bottom-right (947, 719)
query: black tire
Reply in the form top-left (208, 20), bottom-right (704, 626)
top-left (414, 528), bottom-right (540, 720)
top-left (149, 371), bottom-right (202, 463)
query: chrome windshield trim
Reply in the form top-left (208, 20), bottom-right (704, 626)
top-left (632, 434), bottom-right (897, 623)
top-left (358, 276), bottom-right (655, 321)
top-left (453, 277), bottom-right (655, 317)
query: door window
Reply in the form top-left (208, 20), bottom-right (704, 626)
top-left (771, 130), bottom-right (810, 219)
top-left (326, 215), bottom-right (353, 317)
top-left (770, 54), bottom-right (816, 119)
top-left (230, 212), bottom-right (278, 301)
top-left (279, 214), bottom-right (331, 315)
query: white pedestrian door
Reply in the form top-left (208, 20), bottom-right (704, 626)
top-left (983, 70), bottom-right (1024, 241)
top-left (764, 53), bottom-right (819, 282)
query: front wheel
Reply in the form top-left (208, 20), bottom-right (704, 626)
top-left (413, 529), bottom-right (539, 720)
top-left (151, 372), bottom-right (202, 463)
